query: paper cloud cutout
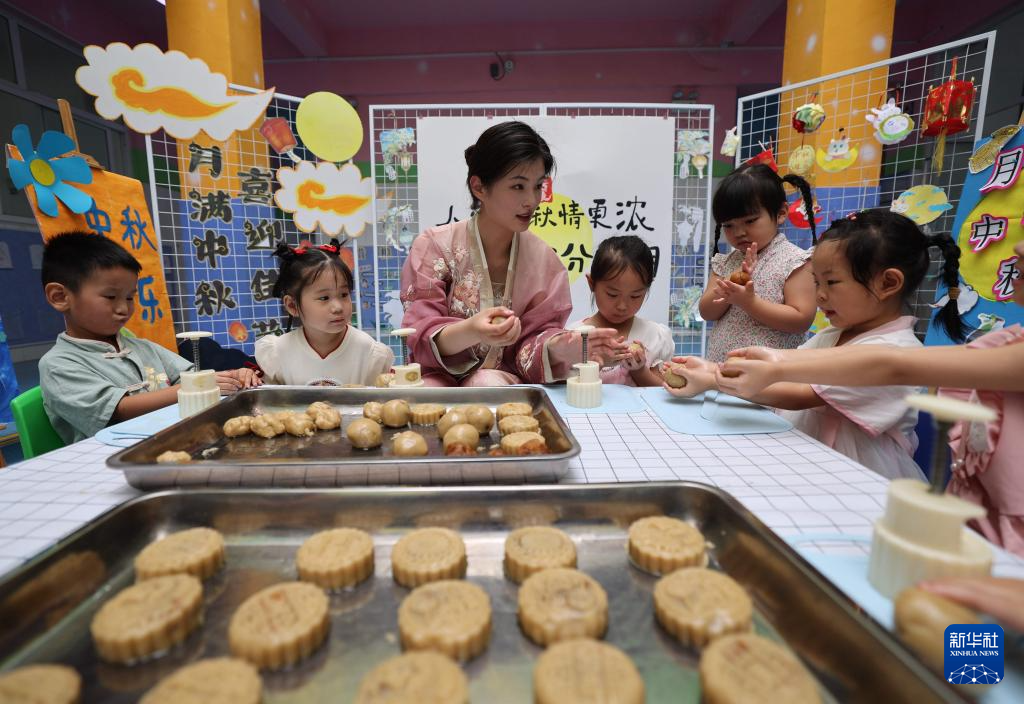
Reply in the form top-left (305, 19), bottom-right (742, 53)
top-left (75, 43), bottom-right (274, 141)
top-left (275, 161), bottom-right (371, 237)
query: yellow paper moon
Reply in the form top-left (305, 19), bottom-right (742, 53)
top-left (295, 91), bottom-right (363, 162)
top-left (530, 192), bottom-right (594, 285)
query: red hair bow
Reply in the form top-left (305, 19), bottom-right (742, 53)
top-left (292, 243), bottom-right (338, 256)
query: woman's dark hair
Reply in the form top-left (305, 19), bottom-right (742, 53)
top-left (589, 235), bottom-right (656, 289)
top-left (711, 163), bottom-right (815, 252)
top-left (818, 210), bottom-right (966, 342)
top-left (465, 121), bottom-right (554, 210)
top-left (271, 239), bottom-right (353, 331)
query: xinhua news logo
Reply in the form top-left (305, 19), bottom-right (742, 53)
top-left (944, 624), bottom-right (1004, 685)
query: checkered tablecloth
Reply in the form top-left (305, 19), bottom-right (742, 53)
top-left (2, 410), bottom-right (1022, 582)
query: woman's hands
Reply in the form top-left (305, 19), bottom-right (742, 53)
top-left (471, 307), bottom-right (522, 347)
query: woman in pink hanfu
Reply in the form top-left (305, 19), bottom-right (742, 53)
top-left (400, 121), bottom-right (627, 386)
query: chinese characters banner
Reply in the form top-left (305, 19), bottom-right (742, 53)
top-left (19, 164), bottom-right (178, 352)
top-left (925, 126), bottom-right (1024, 344)
top-left (417, 116), bottom-right (675, 326)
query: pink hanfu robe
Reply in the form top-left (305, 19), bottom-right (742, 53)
top-left (400, 217), bottom-right (574, 386)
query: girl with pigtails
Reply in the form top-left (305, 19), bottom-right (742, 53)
top-left (700, 163), bottom-right (819, 362)
top-left (669, 210), bottom-right (967, 480)
top-left (255, 239), bottom-right (394, 386)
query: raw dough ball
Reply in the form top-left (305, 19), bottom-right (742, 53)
top-left (283, 413), bottom-right (315, 437)
top-left (250, 415), bottom-right (285, 438)
top-left (381, 399), bottom-right (411, 428)
top-left (392, 431), bottom-right (429, 457)
top-left (306, 402), bottom-right (342, 430)
top-left (443, 424), bottom-right (480, 456)
top-left (663, 363), bottom-right (687, 389)
top-left (729, 270), bottom-right (751, 286)
top-left (347, 418), bottom-right (383, 449)
top-left (436, 410), bottom-right (469, 438)
top-left (458, 405), bottom-right (494, 435)
top-left (156, 450), bottom-right (191, 464)
top-left (363, 401), bottom-right (385, 424)
top-left (223, 416), bottom-right (253, 438)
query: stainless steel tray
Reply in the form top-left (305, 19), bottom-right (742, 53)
top-left (0, 483), bottom-right (965, 702)
top-left (106, 386), bottom-right (580, 489)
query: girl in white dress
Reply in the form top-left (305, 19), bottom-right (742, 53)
top-left (570, 235), bottom-right (674, 386)
top-left (669, 210), bottom-right (966, 480)
top-left (256, 239), bottom-right (393, 386)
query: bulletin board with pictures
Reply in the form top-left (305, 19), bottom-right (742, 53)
top-left (368, 104), bottom-right (716, 359)
top-left (735, 32), bottom-right (998, 340)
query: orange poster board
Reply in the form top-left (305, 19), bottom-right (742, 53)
top-left (12, 151), bottom-right (178, 352)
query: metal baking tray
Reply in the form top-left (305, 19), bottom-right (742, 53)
top-left (0, 483), bottom-right (966, 702)
top-left (106, 386), bottom-right (579, 489)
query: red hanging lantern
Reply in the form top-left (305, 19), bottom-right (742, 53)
top-left (921, 56), bottom-right (976, 173)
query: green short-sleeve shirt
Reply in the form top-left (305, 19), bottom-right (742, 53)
top-left (39, 333), bottom-right (193, 444)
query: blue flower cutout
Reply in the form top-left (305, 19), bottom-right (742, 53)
top-left (7, 124), bottom-right (94, 217)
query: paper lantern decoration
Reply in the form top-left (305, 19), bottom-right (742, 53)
top-left (815, 129), bottom-right (858, 173)
top-left (922, 56), bottom-right (975, 173)
top-left (866, 98), bottom-right (915, 145)
top-left (787, 145), bottom-right (815, 177)
top-left (792, 103), bottom-right (826, 134)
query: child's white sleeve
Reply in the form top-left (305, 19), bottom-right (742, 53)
top-left (254, 334), bottom-right (283, 384)
top-left (366, 341), bottom-right (396, 384)
top-left (649, 324), bottom-right (676, 367)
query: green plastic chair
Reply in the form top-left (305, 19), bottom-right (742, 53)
top-left (10, 386), bottom-right (65, 459)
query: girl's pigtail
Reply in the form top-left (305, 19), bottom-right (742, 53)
top-left (929, 233), bottom-right (968, 342)
top-left (782, 174), bottom-right (818, 243)
top-left (712, 222), bottom-right (722, 254)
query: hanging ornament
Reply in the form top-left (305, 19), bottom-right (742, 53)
top-left (788, 198), bottom-right (823, 229)
top-left (787, 145), bottom-right (816, 177)
top-left (792, 102), bottom-right (827, 134)
top-left (922, 56), bottom-right (976, 174)
top-left (890, 185), bottom-right (952, 225)
top-left (816, 128), bottom-right (859, 173)
top-left (969, 120), bottom-right (1024, 174)
top-left (866, 95), bottom-right (914, 145)
top-left (742, 140), bottom-right (779, 173)
top-left (676, 130), bottom-right (711, 179)
top-left (720, 126), bottom-right (739, 157)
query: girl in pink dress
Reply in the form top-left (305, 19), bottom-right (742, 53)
top-left (701, 164), bottom-right (819, 362)
top-left (671, 210), bottom-right (965, 481)
top-left (400, 122), bottom-right (628, 386)
top-left (716, 239), bottom-right (1024, 556)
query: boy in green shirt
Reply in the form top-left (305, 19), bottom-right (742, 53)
top-left (38, 232), bottom-right (260, 443)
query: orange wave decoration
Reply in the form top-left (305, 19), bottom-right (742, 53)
top-left (296, 181), bottom-right (370, 215)
top-left (111, 68), bottom-right (233, 119)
